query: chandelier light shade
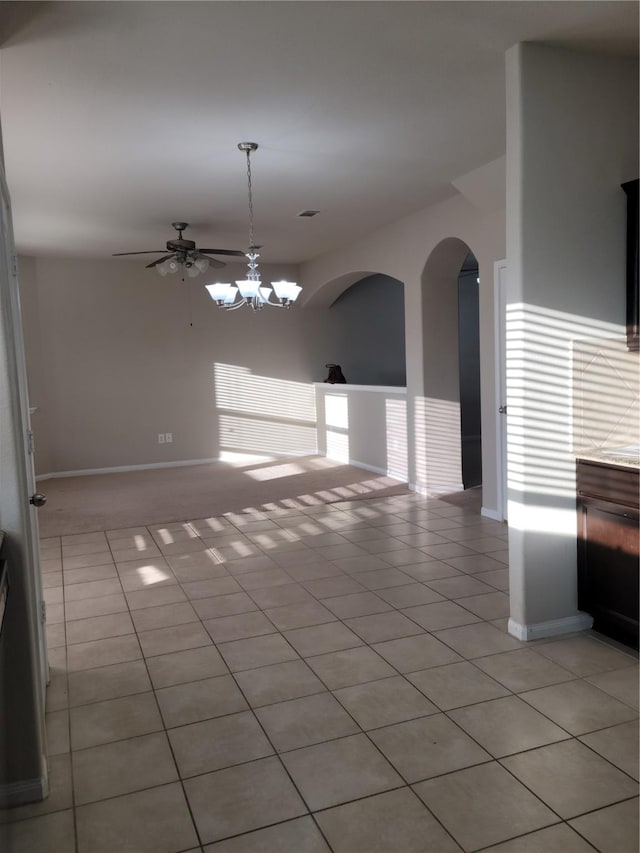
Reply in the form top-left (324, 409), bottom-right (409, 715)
top-left (205, 142), bottom-right (302, 311)
top-left (272, 280), bottom-right (302, 302)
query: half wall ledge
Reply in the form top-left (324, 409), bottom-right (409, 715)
top-left (313, 383), bottom-right (408, 393)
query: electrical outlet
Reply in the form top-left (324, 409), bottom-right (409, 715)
top-left (165, 433), bottom-right (173, 443)
top-left (158, 433), bottom-right (165, 444)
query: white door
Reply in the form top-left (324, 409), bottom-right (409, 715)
top-left (0, 167), bottom-right (48, 725)
top-left (494, 260), bottom-right (508, 521)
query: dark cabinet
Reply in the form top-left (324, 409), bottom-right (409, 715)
top-left (577, 460), bottom-right (639, 649)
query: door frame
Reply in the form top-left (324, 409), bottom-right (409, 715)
top-left (0, 163), bottom-right (48, 805)
top-left (494, 259), bottom-right (508, 522)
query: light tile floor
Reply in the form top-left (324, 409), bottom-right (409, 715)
top-left (4, 489), bottom-right (639, 852)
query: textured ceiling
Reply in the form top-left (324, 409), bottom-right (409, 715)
top-left (1, 1), bottom-right (637, 264)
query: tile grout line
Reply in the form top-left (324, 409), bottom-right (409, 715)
top-left (106, 524), bottom-right (204, 853)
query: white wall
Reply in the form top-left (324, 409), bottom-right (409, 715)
top-left (505, 43), bottom-right (639, 638)
top-left (17, 255), bottom-right (52, 473)
top-left (573, 336), bottom-right (639, 455)
top-left (19, 257), bottom-right (343, 474)
top-left (316, 383), bottom-right (408, 480)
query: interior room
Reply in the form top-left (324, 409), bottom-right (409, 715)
top-left (0, 3), bottom-right (638, 852)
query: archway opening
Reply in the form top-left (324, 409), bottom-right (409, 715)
top-left (458, 251), bottom-right (482, 489)
top-left (420, 236), bottom-right (481, 494)
top-left (328, 273), bottom-right (406, 386)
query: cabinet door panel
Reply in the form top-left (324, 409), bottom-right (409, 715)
top-left (578, 499), bottom-right (639, 648)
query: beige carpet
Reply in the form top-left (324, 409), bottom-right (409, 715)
top-left (37, 456), bottom-right (411, 537)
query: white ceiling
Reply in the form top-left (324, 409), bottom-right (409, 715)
top-left (1, 1), bottom-right (637, 264)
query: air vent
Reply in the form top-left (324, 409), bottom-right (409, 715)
top-left (297, 209), bottom-right (320, 218)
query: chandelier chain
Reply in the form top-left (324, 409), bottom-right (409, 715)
top-left (245, 148), bottom-right (255, 253)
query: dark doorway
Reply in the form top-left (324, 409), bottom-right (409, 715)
top-left (458, 252), bottom-right (482, 488)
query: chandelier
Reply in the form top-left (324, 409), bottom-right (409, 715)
top-left (205, 143), bottom-right (302, 311)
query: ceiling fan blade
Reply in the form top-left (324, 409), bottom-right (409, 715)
top-left (112, 251), bottom-right (166, 256)
top-left (198, 248), bottom-right (246, 257)
top-left (145, 254), bottom-right (175, 268)
top-left (191, 252), bottom-right (225, 269)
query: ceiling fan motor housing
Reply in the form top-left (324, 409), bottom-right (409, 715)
top-left (166, 238), bottom-right (196, 252)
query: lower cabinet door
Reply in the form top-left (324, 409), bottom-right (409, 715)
top-left (578, 498), bottom-right (639, 649)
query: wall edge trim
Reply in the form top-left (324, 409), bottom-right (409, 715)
top-left (314, 383), bottom-right (407, 394)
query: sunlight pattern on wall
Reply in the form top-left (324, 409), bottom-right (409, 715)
top-left (214, 363), bottom-right (316, 421)
top-left (573, 337), bottom-right (639, 454)
top-left (324, 393), bottom-right (350, 463)
top-left (385, 397), bottom-right (408, 481)
top-left (505, 303), bottom-right (631, 537)
top-left (413, 396), bottom-right (462, 493)
top-left (316, 386), bottom-right (409, 481)
top-left (214, 363), bottom-right (317, 456)
top-left (218, 415), bottom-right (317, 455)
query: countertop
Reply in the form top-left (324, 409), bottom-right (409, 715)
top-left (575, 447), bottom-right (640, 469)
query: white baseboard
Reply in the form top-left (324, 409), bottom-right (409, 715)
top-left (319, 454), bottom-right (407, 483)
top-left (508, 612), bottom-right (593, 642)
top-left (481, 506), bottom-right (502, 521)
top-left (344, 459), bottom-right (388, 477)
top-left (36, 457), bottom-right (220, 480)
top-left (0, 769), bottom-right (48, 808)
top-left (409, 482), bottom-right (431, 496)
top-left (349, 458), bottom-right (408, 482)
top-left (40, 452), bottom-right (407, 485)
top-left (35, 451), bottom-right (314, 481)
top-left (409, 482), bottom-right (465, 496)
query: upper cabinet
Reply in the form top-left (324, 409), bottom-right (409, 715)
top-left (622, 179), bottom-right (639, 351)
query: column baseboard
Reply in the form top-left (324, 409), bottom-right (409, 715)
top-left (508, 612), bottom-right (593, 642)
top-left (409, 482), bottom-right (465, 496)
top-left (481, 506), bottom-right (502, 521)
top-left (0, 770), bottom-right (48, 808)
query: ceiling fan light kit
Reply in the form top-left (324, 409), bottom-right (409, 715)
top-left (206, 142), bottom-right (302, 311)
top-left (112, 219), bottom-right (244, 274)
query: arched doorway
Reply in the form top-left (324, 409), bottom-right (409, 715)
top-left (420, 237), bottom-right (482, 493)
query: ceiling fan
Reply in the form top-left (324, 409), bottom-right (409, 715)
top-left (112, 222), bottom-right (246, 276)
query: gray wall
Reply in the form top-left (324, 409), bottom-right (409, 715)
top-left (328, 274), bottom-right (406, 386)
top-left (17, 256), bottom-right (52, 473)
top-left (19, 257), bottom-right (343, 474)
